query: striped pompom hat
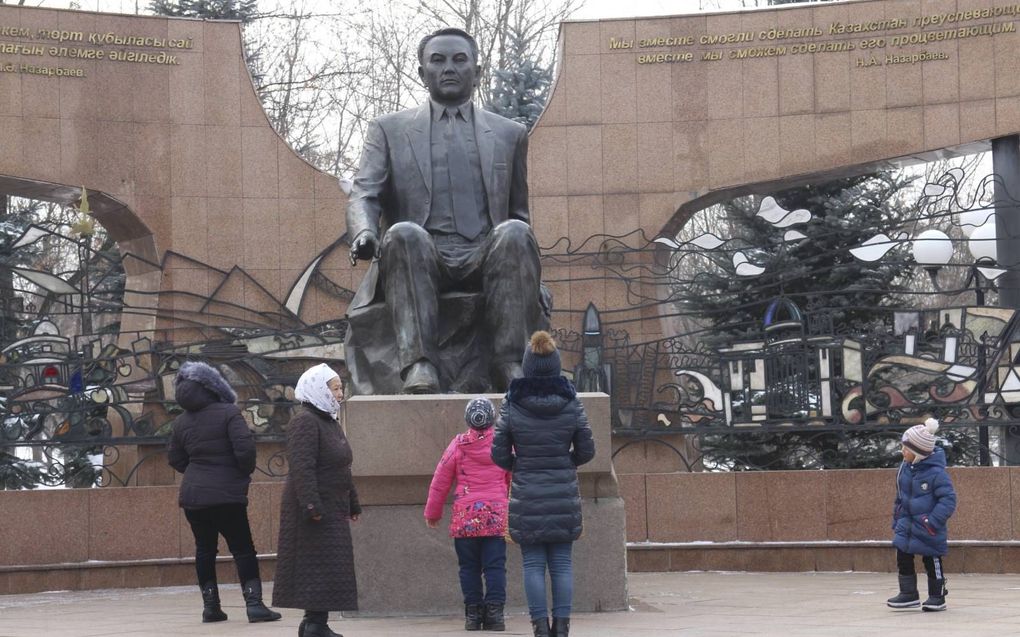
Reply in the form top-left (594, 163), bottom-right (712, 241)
top-left (902, 417), bottom-right (939, 460)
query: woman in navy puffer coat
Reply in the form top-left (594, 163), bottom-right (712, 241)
top-left (492, 331), bottom-right (595, 637)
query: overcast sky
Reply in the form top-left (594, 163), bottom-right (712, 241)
top-left (571, 0), bottom-right (707, 20)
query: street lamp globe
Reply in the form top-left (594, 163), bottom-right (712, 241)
top-left (912, 229), bottom-right (954, 265)
top-left (967, 221), bottom-right (997, 263)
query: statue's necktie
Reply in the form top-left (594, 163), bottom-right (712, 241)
top-left (445, 109), bottom-right (483, 240)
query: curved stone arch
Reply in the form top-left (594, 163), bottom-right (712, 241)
top-left (659, 142), bottom-right (989, 239)
top-left (0, 174), bottom-right (160, 346)
top-left (529, 0), bottom-right (1020, 341)
top-left (0, 5), bottom-right (349, 335)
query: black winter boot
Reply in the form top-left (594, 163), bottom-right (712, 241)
top-left (531, 617), bottom-right (550, 637)
top-left (886, 574), bottom-right (920, 609)
top-left (551, 617), bottom-right (570, 637)
top-left (304, 621), bottom-right (344, 637)
top-left (200, 582), bottom-right (228, 622)
top-left (241, 579), bottom-right (282, 623)
top-left (465, 603), bottom-right (484, 630)
top-left (922, 575), bottom-right (948, 611)
top-left (482, 602), bottom-right (505, 631)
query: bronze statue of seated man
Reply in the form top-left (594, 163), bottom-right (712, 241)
top-left (344, 27), bottom-right (546, 394)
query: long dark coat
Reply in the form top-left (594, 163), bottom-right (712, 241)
top-left (272, 405), bottom-right (361, 611)
top-left (491, 375), bottom-right (596, 545)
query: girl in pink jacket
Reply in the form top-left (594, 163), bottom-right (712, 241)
top-left (425, 397), bottom-right (511, 632)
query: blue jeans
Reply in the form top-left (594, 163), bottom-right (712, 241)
top-left (454, 536), bottom-right (507, 605)
top-left (520, 542), bottom-right (573, 620)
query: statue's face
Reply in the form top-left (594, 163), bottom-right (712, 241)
top-left (418, 34), bottom-right (479, 106)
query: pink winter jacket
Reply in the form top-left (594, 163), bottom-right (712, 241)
top-left (424, 428), bottom-right (511, 538)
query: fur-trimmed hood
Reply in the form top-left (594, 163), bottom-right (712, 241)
top-left (507, 375), bottom-right (576, 402)
top-left (175, 361), bottom-right (237, 411)
top-left (507, 375), bottom-right (576, 417)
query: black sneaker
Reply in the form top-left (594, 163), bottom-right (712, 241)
top-left (922, 596), bottom-right (947, 611)
top-left (887, 592), bottom-right (920, 608)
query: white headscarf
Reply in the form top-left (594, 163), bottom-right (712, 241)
top-left (295, 363), bottom-right (341, 418)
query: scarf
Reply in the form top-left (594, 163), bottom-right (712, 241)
top-left (294, 363), bottom-right (341, 418)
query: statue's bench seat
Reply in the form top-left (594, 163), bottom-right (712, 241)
top-left (345, 290), bottom-right (493, 394)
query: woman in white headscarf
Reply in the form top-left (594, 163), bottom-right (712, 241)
top-left (272, 364), bottom-right (361, 637)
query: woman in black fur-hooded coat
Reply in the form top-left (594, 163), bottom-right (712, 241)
top-left (167, 361), bottom-right (281, 625)
top-left (491, 331), bottom-right (595, 637)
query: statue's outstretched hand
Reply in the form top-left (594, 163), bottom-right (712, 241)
top-left (349, 230), bottom-right (379, 266)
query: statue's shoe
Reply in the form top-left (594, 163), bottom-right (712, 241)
top-left (403, 361), bottom-right (440, 394)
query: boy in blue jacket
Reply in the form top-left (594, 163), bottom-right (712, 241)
top-left (887, 418), bottom-right (957, 612)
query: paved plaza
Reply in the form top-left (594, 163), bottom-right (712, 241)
top-left (3, 571), bottom-right (1020, 636)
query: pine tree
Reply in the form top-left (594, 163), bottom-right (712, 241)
top-left (149, 0), bottom-right (258, 21)
top-left (0, 450), bottom-right (44, 490)
top-left (486, 30), bottom-right (553, 131)
top-left (681, 173), bottom-right (916, 342)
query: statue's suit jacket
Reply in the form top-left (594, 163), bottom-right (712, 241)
top-left (346, 102), bottom-right (530, 310)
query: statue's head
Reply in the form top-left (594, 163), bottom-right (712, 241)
top-left (417, 27), bottom-right (480, 106)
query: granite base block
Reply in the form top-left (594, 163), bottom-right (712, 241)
top-left (349, 498), bottom-right (629, 616)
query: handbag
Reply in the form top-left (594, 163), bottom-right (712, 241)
top-left (502, 485), bottom-right (514, 544)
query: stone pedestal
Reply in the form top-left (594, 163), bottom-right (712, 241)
top-left (344, 392), bottom-right (628, 616)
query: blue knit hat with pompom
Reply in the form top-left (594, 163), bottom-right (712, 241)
top-left (522, 330), bottom-right (561, 377)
